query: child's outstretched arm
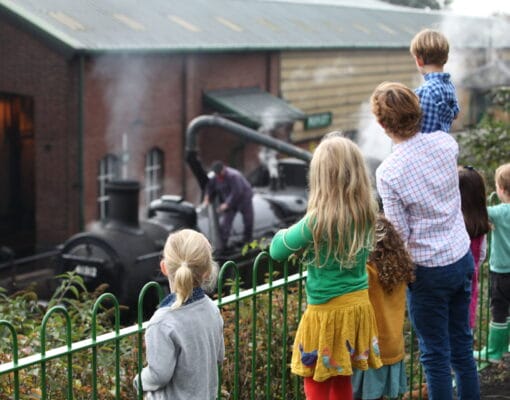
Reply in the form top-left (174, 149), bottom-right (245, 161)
top-left (269, 217), bottom-right (313, 261)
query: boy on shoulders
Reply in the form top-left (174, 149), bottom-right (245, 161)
top-left (410, 28), bottom-right (459, 133)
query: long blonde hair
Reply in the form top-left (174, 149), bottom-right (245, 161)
top-left (306, 133), bottom-right (377, 267)
top-left (161, 229), bottom-right (218, 309)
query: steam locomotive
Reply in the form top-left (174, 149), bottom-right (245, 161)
top-left (59, 116), bottom-right (312, 317)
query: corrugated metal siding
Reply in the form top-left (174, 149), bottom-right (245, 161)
top-left (281, 49), bottom-right (418, 140)
top-left (0, 0), bottom-right (507, 52)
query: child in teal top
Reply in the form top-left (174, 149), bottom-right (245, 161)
top-left (270, 133), bottom-right (382, 400)
top-left (475, 163), bottom-right (510, 363)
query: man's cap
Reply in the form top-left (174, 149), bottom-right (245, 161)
top-left (211, 160), bottom-right (224, 174)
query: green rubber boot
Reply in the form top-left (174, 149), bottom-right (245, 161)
top-left (507, 316), bottom-right (510, 355)
top-left (474, 322), bottom-right (509, 363)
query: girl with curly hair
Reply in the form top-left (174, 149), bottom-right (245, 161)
top-left (352, 214), bottom-right (415, 400)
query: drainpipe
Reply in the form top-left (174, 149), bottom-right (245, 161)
top-left (185, 114), bottom-right (312, 191)
top-left (78, 54), bottom-right (85, 231)
top-left (181, 54), bottom-right (188, 199)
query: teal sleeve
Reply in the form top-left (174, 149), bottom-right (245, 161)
top-left (487, 205), bottom-right (499, 222)
top-left (269, 217), bottom-right (313, 261)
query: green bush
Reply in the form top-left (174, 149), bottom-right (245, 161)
top-left (457, 87), bottom-right (510, 193)
top-left (0, 272), bottom-right (139, 399)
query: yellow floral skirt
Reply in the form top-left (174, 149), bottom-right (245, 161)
top-left (291, 289), bottom-right (382, 382)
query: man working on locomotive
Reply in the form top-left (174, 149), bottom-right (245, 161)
top-left (203, 161), bottom-right (254, 249)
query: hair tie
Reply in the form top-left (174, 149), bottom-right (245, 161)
top-left (181, 261), bottom-right (188, 269)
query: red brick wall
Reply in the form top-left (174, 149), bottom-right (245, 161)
top-left (0, 18), bottom-right (80, 249)
top-left (83, 54), bottom-right (186, 223)
top-left (84, 51), bottom-right (279, 220)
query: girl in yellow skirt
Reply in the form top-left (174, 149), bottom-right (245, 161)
top-left (270, 133), bottom-right (382, 400)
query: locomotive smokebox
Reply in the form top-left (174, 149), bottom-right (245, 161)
top-left (59, 179), bottom-right (163, 319)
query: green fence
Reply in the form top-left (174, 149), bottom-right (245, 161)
top-left (0, 251), bottom-right (493, 399)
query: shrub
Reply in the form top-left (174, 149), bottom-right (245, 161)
top-left (0, 272), bottom-right (139, 399)
top-left (457, 87), bottom-right (510, 193)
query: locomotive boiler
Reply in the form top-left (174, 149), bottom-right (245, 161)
top-left (59, 115), bottom-right (311, 318)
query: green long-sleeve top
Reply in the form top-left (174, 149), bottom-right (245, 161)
top-left (269, 216), bottom-right (370, 305)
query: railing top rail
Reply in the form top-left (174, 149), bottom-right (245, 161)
top-left (0, 268), bottom-right (306, 375)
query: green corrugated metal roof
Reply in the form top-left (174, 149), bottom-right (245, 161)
top-left (204, 87), bottom-right (306, 129)
top-left (0, 0), bottom-right (508, 53)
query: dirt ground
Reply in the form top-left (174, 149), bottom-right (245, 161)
top-left (479, 354), bottom-right (510, 399)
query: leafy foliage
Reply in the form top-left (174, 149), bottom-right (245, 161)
top-left (457, 87), bottom-right (510, 193)
top-left (0, 273), bottom-right (139, 399)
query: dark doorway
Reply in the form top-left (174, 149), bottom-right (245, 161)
top-left (0, 93), bottom-right (35, 257)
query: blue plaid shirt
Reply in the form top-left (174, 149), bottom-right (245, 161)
top-left (415, 72), bottom-right (459, 133)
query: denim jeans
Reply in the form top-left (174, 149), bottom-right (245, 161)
top-left (407, 251), bottom-right (480, 400)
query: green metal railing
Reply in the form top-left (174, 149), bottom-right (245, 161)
top-left (0, 250), bottom-right (494, 399)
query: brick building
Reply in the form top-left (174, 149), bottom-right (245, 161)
top-left (0, 0), bottom-right (508, 255)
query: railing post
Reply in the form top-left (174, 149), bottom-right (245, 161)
top-left (136, 282), bottom-right (164, 399)
top-left (0, 320), bottom-right (19, 399)
top-left (265, 253), bottom-right (273, 400)
top-left (91, 293), bottom-right (120, 399)
top-left (40, 306), bottom-right (73, 399)
top-left (217, 260), bottom-right (240, 399)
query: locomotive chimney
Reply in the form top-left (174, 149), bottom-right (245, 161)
top-left (105, 180), bottom-right (141, 232)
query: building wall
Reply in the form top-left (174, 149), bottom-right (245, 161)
top-left (0, 17), bottom-right (80, 250)
top-left (280, 49), bottom-right (419, 142)
top-left (280, 48), bottom-right (482, 142)
top-left (82, 51), bottom-right (279, 224)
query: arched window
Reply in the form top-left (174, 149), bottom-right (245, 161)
top-left (97, 154), bottom-right (119, 219)
top-left (145, 147), bottom-right (164, 206)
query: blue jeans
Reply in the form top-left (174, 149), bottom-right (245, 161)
top-left (407, 251), bottom-right (480, 400)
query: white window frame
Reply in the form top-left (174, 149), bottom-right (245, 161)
top-left (144, 147), bottom-right (164, 206)
top-left (97, 154), bottom-right (119, 219)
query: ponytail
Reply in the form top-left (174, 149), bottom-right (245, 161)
top-left (171, 262), bottom-right (194, 310)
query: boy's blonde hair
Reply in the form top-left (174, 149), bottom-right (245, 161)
top-left (495, 163), bottom-right (510, 194)
top-left (410, 29), bottom-right (449, 66)
top-left (371, 81), bottom-right (422, 139)
top-left (161, 229), bottom-right (218, 309)
top-left (307, 133), bottom-right (377, 266)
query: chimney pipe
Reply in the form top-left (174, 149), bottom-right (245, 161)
top-left (105, 180), bottom-right (141, 232)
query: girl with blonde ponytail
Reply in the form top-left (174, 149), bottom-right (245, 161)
top-left (135, 229), bottom-right (224, 399)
